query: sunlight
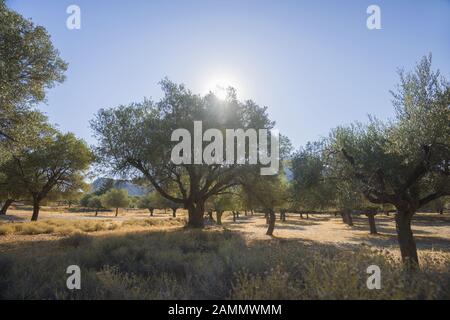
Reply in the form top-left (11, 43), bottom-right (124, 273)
top-left (204, 75), bottom-right (241, 100)
top-left (213, 85), bottom-right (228, 100)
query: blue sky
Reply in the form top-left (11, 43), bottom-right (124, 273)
top-left (7, 0), bottom-right (450, 148)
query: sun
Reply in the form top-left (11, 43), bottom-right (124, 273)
top-left (204, 75), bottom-right (241, 100)
top-left (213, 85), bottom-right (228, 100)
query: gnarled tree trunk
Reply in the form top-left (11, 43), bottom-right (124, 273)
top-left (395, 210), bottom-right (419, 268)
top-left (31, 197), bottom-right (41, 221)
top-left (187, 201), bottom-right (205, 228)
top-left (280, 209), bottom-right (286, 222)
top-left (216, 210), bottom-right (223, 225)
top-left (342, 210), bottom-right (353, 226)
top-left (367, 213), bottom-right (377, 234)
top-left (0, 199), bottom-right (14, 215)
top-left (266, 209), bottom-right (276, 236)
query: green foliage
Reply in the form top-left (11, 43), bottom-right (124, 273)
top-left (0, 131), bottom-right (92, 220)
top-left (102, 189), bottom-right (130, 210)
top-left (0, 2), bottom-right (67, 163)
top-left (79, 193), bottom-right (93, 207)
top-left (137, 192), bottom-right (160, 211)
top-left (91, 79), bottom-right (277, 226)
top-left (208, 192), bottom-right (235, 212)
top-left (291, 141), bottom-right (335, 211)
top-left (87, 196), bottom-right (103, 211)
top-left (328, 55), bottom-right (449, 211)
top-left (0, 1), bottom-right (67, 107)
top-left (241, 172), bottom-right (289, 212)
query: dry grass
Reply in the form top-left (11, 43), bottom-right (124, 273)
top-left (0, 217), bottom-right (185, 237)
top-left (0, 227), bottom-right (449, 299)
top-left (0, 210), bottom-right (449, 300)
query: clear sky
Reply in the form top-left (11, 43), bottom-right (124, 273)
top-left (6, 0), bottom-right (450, 148)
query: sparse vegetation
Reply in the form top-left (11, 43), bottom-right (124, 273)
top-left (0, 229), bottom-right (449, 299)
top-left (0, 217), bottom-right (184, 237)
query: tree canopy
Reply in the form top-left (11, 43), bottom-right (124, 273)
top-left (91, 79), bottom-right (278, 227)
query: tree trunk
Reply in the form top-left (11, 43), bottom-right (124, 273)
top-left (172, 208), bottom-right (177, 218)
top-left (306, 213), bottom-right (309, 219)
top-left (115, 208), bottom-right (119, 217)
top-left (148, 208), bottom-right (154, 216)
top-left (266, 209), bottom-right (276, 236)
top-left (0, 199), bottom-right (13, 215)
top-left (341, 212), bottom-right (347, 224)
top-left (395, 211), bottom-right (419, 268)
top-left (439, 208), bottom-right (444, 215)
top-left (367, 213), bottom-right (377, 234)
top-left (300, 213), bottom-right (303, 219)
top-left (233, 211), bottom-right (237, 222)
top-left (280, 209), bottom-right (286, 222)
top-left (95, 210), bottom-right (98, 217)
top-left (344, 210), bottom-right (353, 226)
top-left (245, 210), bottom-right (248, 216)
top-left (187, 201), bottom-right (205, 228)
top-left (216, 211), bottom-right (223, 225)
top-left (31, 198), bottom-right (41, 221)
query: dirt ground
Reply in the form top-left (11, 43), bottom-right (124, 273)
top-left (1, 208), bottom-right (450, 255)
top-left (224, 213), bottom-right (450, 253)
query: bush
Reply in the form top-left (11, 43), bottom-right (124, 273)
top-left (0, 225), bottom-right (13, 235)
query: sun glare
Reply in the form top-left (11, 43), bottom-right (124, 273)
top-left (204, 75), bottom-right (241, 100)
top-left (213, 85), bottom-right (228, 100)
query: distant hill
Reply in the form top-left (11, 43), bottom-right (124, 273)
top-left (91, 178), bottom-right (150, 196)
top-left (91, 165), bottom-right (292, 197)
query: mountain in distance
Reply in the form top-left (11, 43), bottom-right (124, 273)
top-left (90, 178), bottom-right (150, 196)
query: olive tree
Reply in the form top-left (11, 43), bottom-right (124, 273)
top-left (291, 141), bottom-right (335, 215)
top-left (87, 196), bottom-right (104, 216)
top-left (328, 55), bottom-right (449, 267)
top-left (102, 188), bottom-right (130, 217)
top-left (241, 172), bottom-right (289, 236)
top-left (208, 193), bottom-right (234, 225)
top-left (91, 79), bottom-right (275, 228)
top-left (138, 192), bottom-right (161, 216)
top-left (0, 1), bottom-right (66, 162)
top-left (1, 131), bottom-right (92, 221)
